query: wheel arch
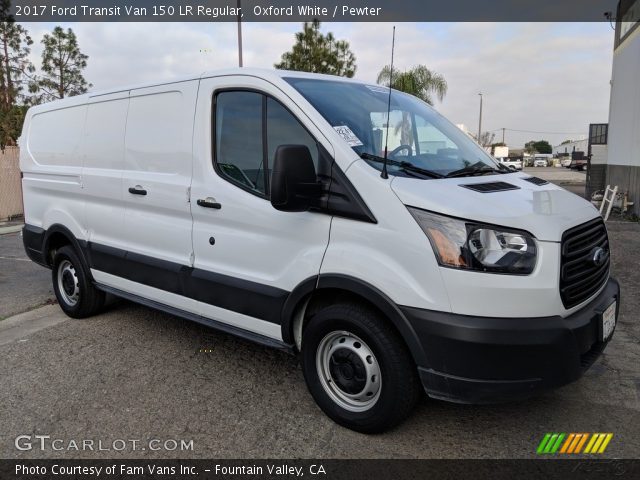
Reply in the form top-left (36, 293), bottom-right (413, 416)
top-left (42, 224), bottom-right (93, 280)
top-left (281, 274), bottom-right (428, 367)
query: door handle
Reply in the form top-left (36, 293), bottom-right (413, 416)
top-left (128, 185), bottom-right (147, 195)
top-left (197, 197), bottom-right (222, 209)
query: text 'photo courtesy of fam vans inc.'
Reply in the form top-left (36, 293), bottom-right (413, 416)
top-left (19, 69), bottom-right (620, 433)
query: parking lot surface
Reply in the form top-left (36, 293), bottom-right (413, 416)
top-left (523, 166), bottom-right (586, 185)
top-left (0, 231), bottom-right (53, 320)
top-left (1, 170), bottom-right (638, 459)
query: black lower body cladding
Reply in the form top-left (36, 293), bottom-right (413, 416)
top-left (22, 224), bottom-right (46, 266)
top-left (403, 278), bottom-right (620, 403)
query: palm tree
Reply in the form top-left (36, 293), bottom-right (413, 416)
top-left (376, 65), bottom-right (447, 148)
top-left (376, 65), bottom-right (447, 105)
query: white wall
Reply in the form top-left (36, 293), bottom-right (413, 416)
top-left (607, 26), bottom-right (640, 167)
top-left (591, 145), bottom-right (608, 165)
top-left (552, 139), bottom-right (587, 156)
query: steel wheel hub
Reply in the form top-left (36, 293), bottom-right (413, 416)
top-left (316, 331), bottom-right (381, 412)
top-left (57, 260), bottom-right (80, 306)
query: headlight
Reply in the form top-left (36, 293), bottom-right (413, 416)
top-left (407, 207), bottom-right (537, 274)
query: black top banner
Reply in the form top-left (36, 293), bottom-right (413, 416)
top-left (6, 0), bottom-right (636, 22)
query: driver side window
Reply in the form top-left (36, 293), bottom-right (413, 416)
top-left (214, 90), bottom-right (319, 197)
top-left (215, 91), bottom-right (266, 195)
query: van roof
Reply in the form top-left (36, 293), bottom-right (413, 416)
top-left (28, 68), bottom-right (367, 112)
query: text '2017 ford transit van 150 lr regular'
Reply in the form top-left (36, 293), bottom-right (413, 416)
top-left (20, 69), bottom-right (619, 433)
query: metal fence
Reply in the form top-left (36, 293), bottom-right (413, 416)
top-left (0, 147), bottom-right (23, 222)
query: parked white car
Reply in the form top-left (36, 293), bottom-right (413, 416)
top-left (498, 157), bottom-right (523, 170)
top-left (19, 69), bottom-right (619, 433)
top-left (534, 158), bottom-right (548, 167)
top-left (561, 158), bottom-right (572, 168)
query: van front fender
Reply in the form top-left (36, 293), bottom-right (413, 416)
top-left (281, 274), bottom-right (429, 368)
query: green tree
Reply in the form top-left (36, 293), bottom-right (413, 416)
top-left (525, 140), bottom-right (552, 154)
top-left (275, 20), bottom-right (356, 77)
top-left (524, 141), bottom-right (536, 155)
top-left (376, 65), bottom-right (447, 147)
top-left (0, 103), bottom-right (27, 149)
top-left (0, 1), bottom-right (35, 146)
top-left (35, 26), bottom-right (91, 103)
top-left (376, 65), bottom-right (447, 106)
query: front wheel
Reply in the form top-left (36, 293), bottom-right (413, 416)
top-left (52, 245), bottom-right (105, 318)
top-left (301, 303), bottom-right (421, 433)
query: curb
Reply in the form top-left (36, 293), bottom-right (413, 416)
top-left (0, 224), bottom-right (23, 235)
top-left (0, 304), bottom-right (66, 347)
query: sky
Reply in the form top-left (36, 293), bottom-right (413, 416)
top-left (23, 21), bottom-right (616, 148)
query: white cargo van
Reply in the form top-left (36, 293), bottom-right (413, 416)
top-left (20, 69), bottom-right (619, 433)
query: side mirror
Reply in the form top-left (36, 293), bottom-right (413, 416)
top-left (270, 145), bottom-right (321, 212)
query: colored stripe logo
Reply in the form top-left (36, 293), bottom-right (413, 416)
top-left (537, 433), bottom-right (613, 454)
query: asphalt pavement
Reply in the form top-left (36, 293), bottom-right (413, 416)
top-left (0, 230), bottom-right (54, 320)
top-left (1, 168), bottom-right (638, 459)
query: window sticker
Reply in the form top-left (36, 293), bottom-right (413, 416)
top-left (365, 84), bottom-right (390, 94)
top-left (333, 125), bottom-right (363, 147)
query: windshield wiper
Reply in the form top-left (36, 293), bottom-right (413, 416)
top-left (445, 162), bottom-right (506, 178)
top-left (360, 152), bottom-right (444, 179)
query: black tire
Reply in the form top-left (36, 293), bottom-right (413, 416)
top-left (301, 302), bottom-right (421, 433)
top-left (52, 245), bottom-right (105, 319)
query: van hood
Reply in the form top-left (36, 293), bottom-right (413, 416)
top-left (390, 173), bottom-right (600, 242)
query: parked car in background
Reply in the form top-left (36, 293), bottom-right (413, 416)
top-left (497, 157), bottom-right (523, 170)
top-left (534, 158), bottom-right (547, 167)
top-left (570, 158), bottom-right (587, 171)
top-left (561, 158), bottom-right (572, 168)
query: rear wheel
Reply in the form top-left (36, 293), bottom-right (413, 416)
top-left (52, 245), bottom-right (105, 318)
top-left (301, 302), bottom-right (421, 433)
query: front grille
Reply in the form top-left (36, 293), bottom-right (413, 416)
top-left (560, 217), bottom-right (610, 309)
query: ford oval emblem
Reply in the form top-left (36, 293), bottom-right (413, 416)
top-left (591, 247), bottom-right (607, 267)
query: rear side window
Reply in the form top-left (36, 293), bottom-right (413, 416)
top-left (214, 90), bottom-right (318, 197)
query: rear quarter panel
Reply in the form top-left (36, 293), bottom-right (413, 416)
top-left (20, 100), bottom-right (88, 240)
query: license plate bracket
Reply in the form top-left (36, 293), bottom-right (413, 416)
top-left (599, 300), bottom-right (617, 342)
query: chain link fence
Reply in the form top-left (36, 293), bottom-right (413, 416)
top-left (0, 147), bottom-right (23, 222)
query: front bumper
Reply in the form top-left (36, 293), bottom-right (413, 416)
top-left (403, 278), bottom-right (620, 403)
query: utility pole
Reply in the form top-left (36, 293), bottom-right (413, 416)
top-left (477, 92), bottom-right (483, 145)
top-left (237, 0), bottom-right (243, 67)
top-left (502, 127), bottom-right (505, 144)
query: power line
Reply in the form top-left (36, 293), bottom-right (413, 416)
top-left (488, 127), bottom-right (586, 136)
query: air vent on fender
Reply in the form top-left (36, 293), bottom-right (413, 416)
top-left (460, 182), bottom-right (520, 193)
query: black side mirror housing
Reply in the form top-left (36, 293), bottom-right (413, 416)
top-left (270, 145), bottom-right (321, 212)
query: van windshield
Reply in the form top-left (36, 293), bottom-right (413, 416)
top-left (285, 77), bottom-right (500, 178)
